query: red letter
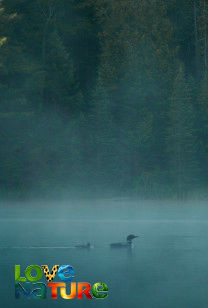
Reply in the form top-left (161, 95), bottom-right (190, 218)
top-left (47, 283), bottom-right (65, 299)
top-left (77, 283), bottom-right (93, 299)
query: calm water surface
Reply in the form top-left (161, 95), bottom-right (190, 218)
top-left (0, 199), bottom-right (208, 308)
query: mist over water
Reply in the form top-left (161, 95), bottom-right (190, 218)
top-left (1, 199), bottom-right (208, 308)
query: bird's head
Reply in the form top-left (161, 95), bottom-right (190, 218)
top-left (127, 234), bottom-right (139, 242)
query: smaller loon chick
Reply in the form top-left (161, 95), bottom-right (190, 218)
top-left (75, 242), bottom-right (91, 249)
top-left (110, 234), bottom-right (139, 248)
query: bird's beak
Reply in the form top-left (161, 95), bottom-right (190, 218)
top-left (134, 236), bottom-right (139, 238)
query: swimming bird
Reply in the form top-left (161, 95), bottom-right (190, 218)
top-left (75, 242), bottom-right (91, 249)
top-left (110, 234), bottom-right (139, 248)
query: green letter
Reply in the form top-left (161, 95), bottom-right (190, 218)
top-left (92, 282), bottom-right (108, 299)
top-left (15, 265), bottom-right (26, 282)
top-left (25, 265), bottom-right (43, 282)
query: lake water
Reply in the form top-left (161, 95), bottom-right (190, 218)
top-left (0, 199), bottom-right (208, 307)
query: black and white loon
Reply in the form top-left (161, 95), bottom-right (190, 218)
top-left (110, 234), bottom-right (139, 248)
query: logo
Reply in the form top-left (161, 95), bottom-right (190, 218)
top-left (15, 265), bottom-right (108, 300)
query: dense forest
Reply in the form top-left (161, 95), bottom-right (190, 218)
top-left (0, 0), bottom-right (208, 199)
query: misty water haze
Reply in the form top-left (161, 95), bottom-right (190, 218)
top-left (1, 199), bottom-right (208, 308)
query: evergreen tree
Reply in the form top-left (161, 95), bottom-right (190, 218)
top-left (198, 0), bottom-right (208, 77)
top-left (86, 77), bottom-right (115, 189)
top-left (42, 30), bottom-right (84, 116)
top-left (197, 77), bottom-right (208, 182)
top-left (167, 65), bottom-right (198, 198)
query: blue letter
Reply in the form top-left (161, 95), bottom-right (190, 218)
top-left (58, 265), bottom-right (74, 282)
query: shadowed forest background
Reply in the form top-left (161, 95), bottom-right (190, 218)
top-left (0, 0), bottom-right (208, 199)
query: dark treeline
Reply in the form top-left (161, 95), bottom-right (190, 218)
top-left (0, 0), bottom-right (208, 199)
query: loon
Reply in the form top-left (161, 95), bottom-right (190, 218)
top-left (110, 234), bottom-right (139, 248)
top-left (75, 242), bottom-right (91, 249)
